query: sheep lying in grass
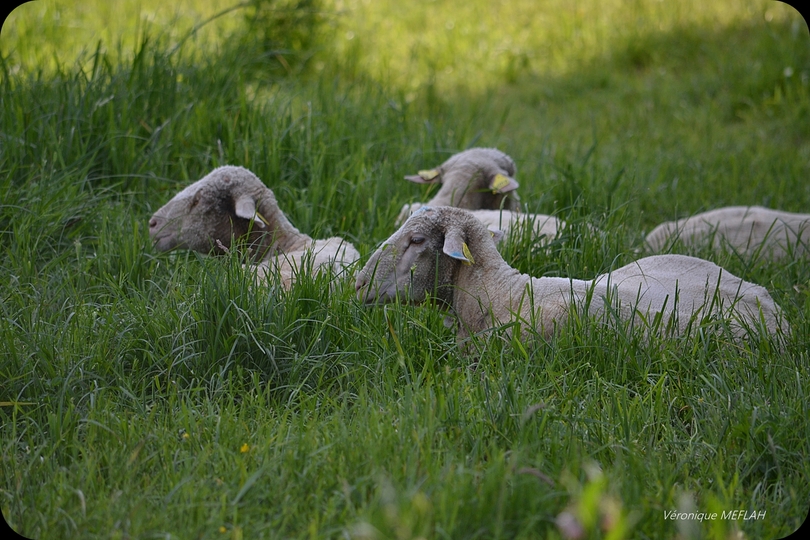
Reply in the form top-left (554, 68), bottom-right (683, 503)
top-left (644, 206), bottom-right (810, 260)
top-left (401, 147), bottom-right (521, 212)
top-left (357, 206), bottom-right (788, 345)
top-left (149, 165), bottom-right (359, 289)
top-left (396, 147), bottom-right (564, 243)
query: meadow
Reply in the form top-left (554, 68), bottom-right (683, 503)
top-left (1, 0), bottom-right (809, 538)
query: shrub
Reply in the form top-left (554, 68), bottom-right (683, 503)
top-left (242, 0), bottom-right (336, 75)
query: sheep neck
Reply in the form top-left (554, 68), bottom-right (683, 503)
top-left (427, 166), bottom-right (517, 211)
top-left (252, 190), bottom-right (314, 257)
top-left (450, 244), bottom-right (589, 339)
top-left (446, 226), bottom-right (528, 336)
top-left (451, 258), bottom-right (531, 336)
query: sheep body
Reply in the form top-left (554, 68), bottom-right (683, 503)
top-left (149, 165), bottom-right (359, 288)
top-left (252, 237), bottom-right (360, 289)
top-left (357, 207), bottom-right (788, 344)
top-left (396, 204), bottom-right (562, 243)
top-left (645, 205), bottom-right (810, 259)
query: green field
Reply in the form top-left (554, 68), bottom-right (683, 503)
top-left (2, 0), bottom-right (809, 538)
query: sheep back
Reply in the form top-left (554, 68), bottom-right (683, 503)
top-left (645, 206), bottom-right (810, 259)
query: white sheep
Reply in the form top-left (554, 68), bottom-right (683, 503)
top-left (644, 206), bottom-right (810, 260)
top-left (396, 147), bottom-right (565, 243)
top-left (149, 165), bottom-right (359, 289)
top-left (356, 206), bottom-right (788, 346)
top-left (402, 147), bottom-right (521, 211)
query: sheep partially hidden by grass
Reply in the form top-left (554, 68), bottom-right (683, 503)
top-left (402, 147), bottom-right (521, 211)
top-left (149, 165), bottom-right (359, 289)
top-left (356, 206), bottom-right (788, 346)
top-left (644, 206), bottom-right (810, 260)
top-left (396, 147), bottom-right (564, 243)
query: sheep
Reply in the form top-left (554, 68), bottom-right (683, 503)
top-left (356, 206), bottom-right (788, 346)
top-left (148, 165), bottom-right (360, 289)
top-left (644, 206), bottom-right (810, 260)
top-left (397, 147), bottom-right (565, 243)
top-left (400, 147), bottom-right (521, 215)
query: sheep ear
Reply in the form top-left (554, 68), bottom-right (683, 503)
top-left (489, 173), bottom-right (519, 193)
top-left (234, 194), bottom-right (267, 228)
top-left (405, 169), bottom-right (441, 184)
top-left (443, 228), bottom-right (474, 265)
top-left (489, 228), bottom-right (505, 243)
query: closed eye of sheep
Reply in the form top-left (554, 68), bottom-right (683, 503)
top-left (357, 206), bottom-right (789, 346)
top-left (148, 165), bottom-right (359, 289)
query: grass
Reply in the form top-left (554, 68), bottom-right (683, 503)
top-left (1, 0), bottom-right (809, 538)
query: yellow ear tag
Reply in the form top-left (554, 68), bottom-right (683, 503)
top-left (490, 173), bottom-right (511, 193)
top-left (418, 169), bottom-right (440, 181)
top-left (461, 242), bottom-right (475, 265)
top-left (255, 211), bottom-right (270, 227)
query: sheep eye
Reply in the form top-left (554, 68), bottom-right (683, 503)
top-left (410, 236), bottom-right (426, 245)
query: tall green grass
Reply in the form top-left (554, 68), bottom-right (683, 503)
top-left (2, 0), bottom-right (809, 538)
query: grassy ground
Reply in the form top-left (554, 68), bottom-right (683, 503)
top-left (2, 0), bottom-right (809, 538)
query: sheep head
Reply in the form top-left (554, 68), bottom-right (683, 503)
top-left (356, 206), bottom-right (503, 307)
top-left (148, 165), bottom-right (285, 258)
top-left (404, 147), bottom-right (520, 211)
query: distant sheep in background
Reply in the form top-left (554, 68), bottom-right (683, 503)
top-left (397, 147), bottom-right (566, 243)
top-left (402, 147), bottom-right (521, 212)
top-left (149, 165), bottom-right (359, 289)
top-left (644, 206), bottom-right (810, 260)
top-left (357, 206), bottom-right (788, 346)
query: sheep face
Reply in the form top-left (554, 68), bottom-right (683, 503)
top-left (356, 207), bottom-right (495, 307)
top-left (405, 147), bottom-right (520, 210)
top-left (149, 166), bottom-right (276, 257)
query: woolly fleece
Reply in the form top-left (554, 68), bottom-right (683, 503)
top-left (357, 206), bottom-right (788, 345)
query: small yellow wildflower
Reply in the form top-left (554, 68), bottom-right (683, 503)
top-left (219, 526), bottom-right (227, 533)
top-left (240, 443), bottom-right (250, 453)
top-left (182, 432), bottom-right (190, 440)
